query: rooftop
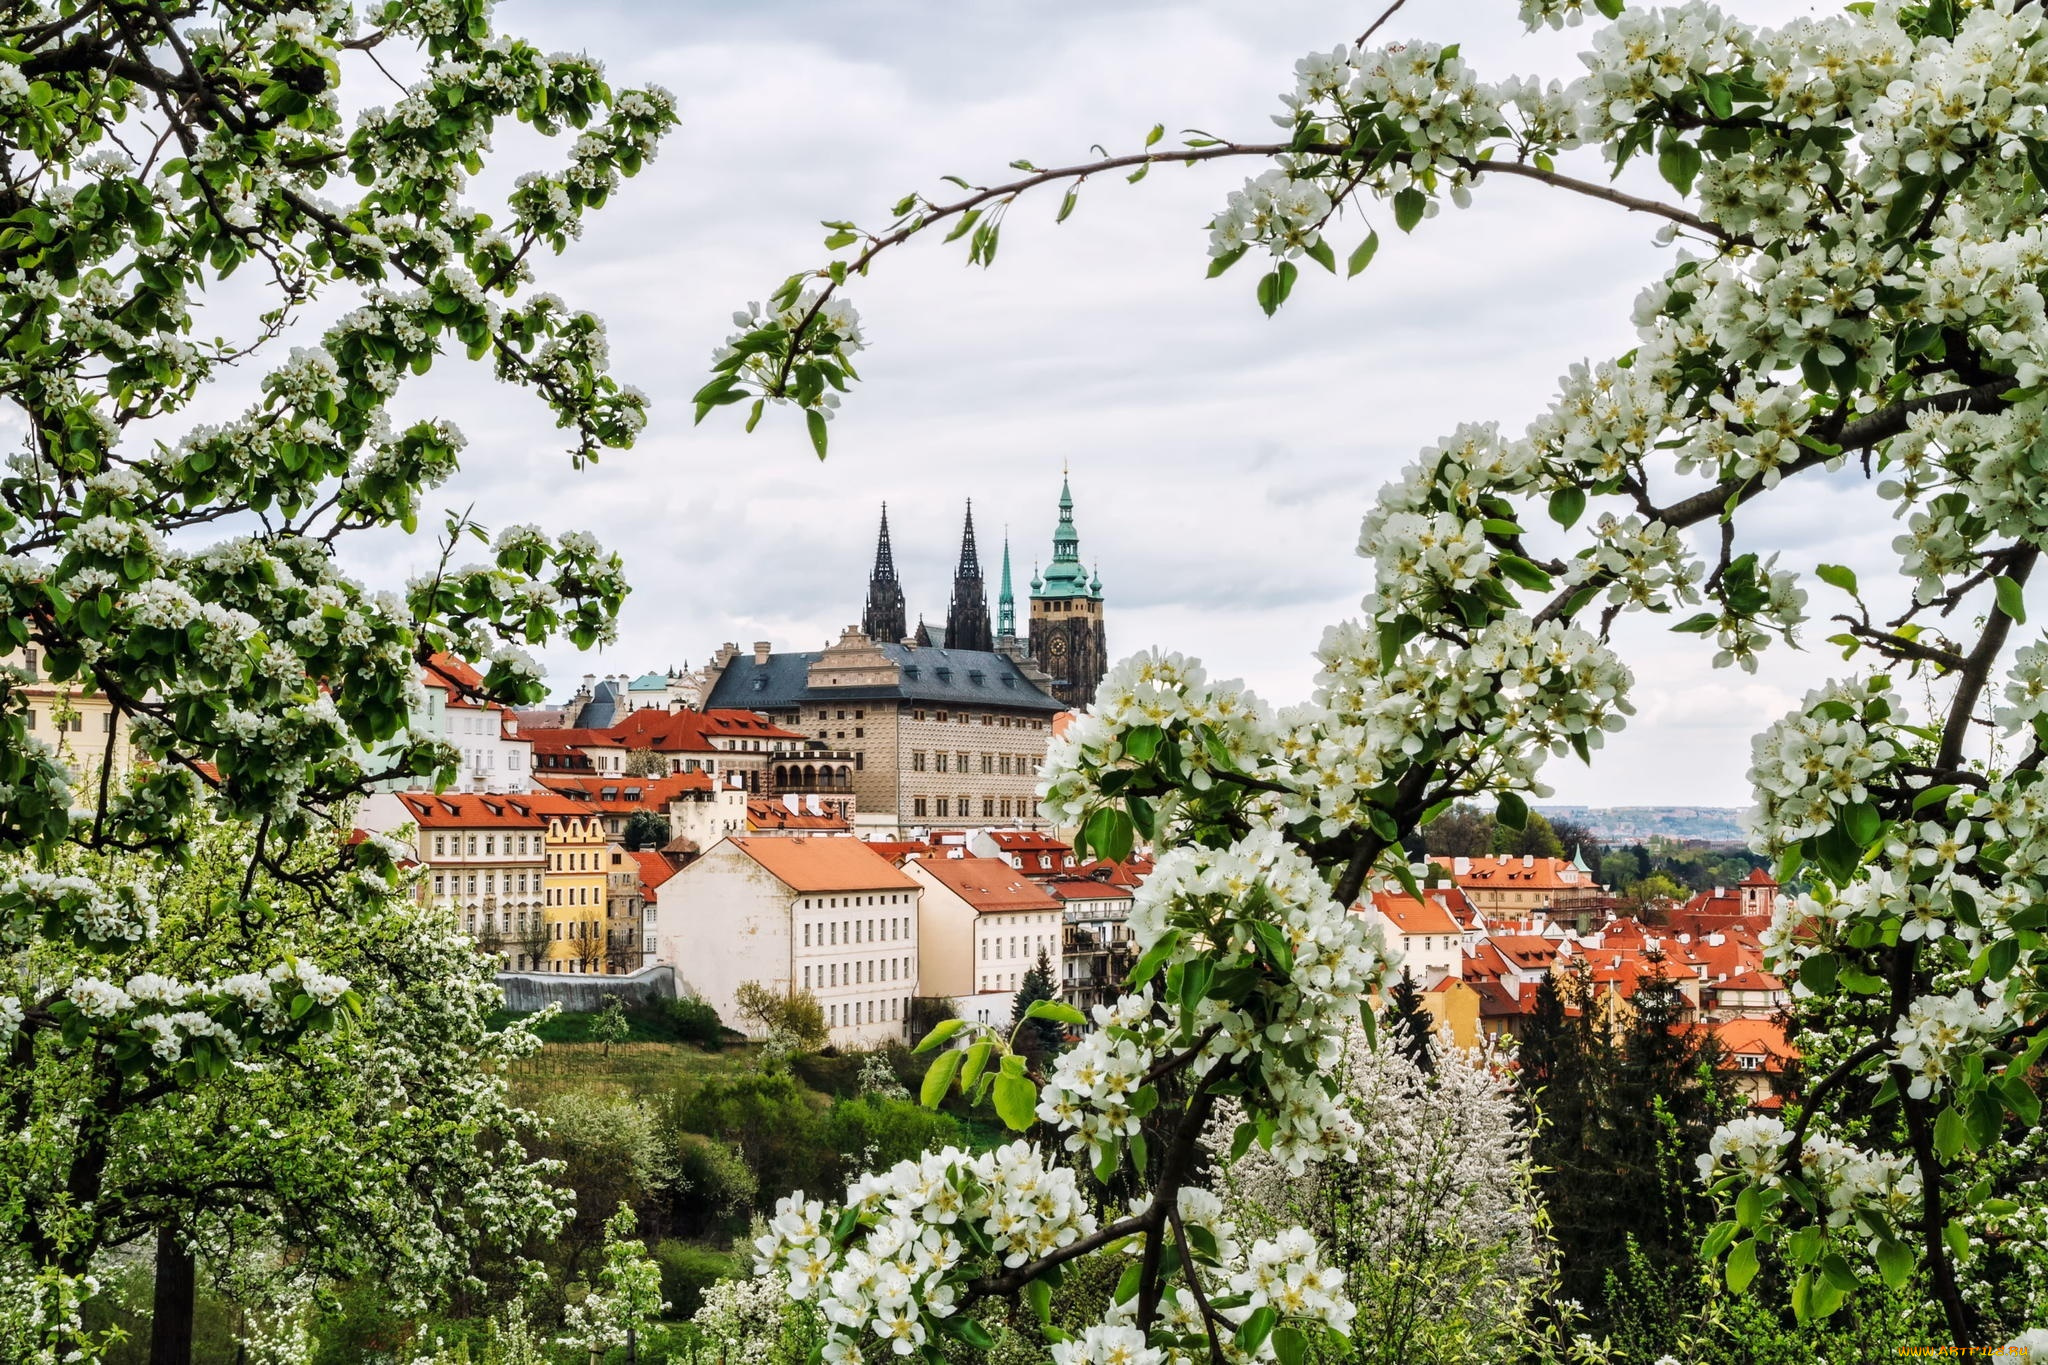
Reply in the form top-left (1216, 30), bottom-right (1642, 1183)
top-left (912, 855), bottom-right (1064, 914)
top-left (726, 836), bottom-right (919, 893)
top-left (705, 642), bottom-right (1064, 714)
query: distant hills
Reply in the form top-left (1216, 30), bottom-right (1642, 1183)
top-left (1535, 805), bottom-right (1754, 844)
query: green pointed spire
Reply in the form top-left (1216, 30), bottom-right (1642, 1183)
top-left (1038, 468), bottom-right (1093, 599)
top-left (998, 532), bottom-right (1016, 637)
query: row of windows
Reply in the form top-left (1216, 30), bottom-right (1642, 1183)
top-left (803, 916), bottom-right (908, 947)
top-left (437, 872), bottom-right (540, 896)
top-left (803, 956), bottom-right (911, 990)
top-left (829, 997), bottom-right (905, 1027)
top-left (908, 751), bottom-right (1040, 775)
top-left (22, 708), bottom-right (113, 733)
top-left (912, 796), bottom-right (1033, 820)
top-left (433, 833), bottom-right (540, 857)
top-left (908, 710), bottom-right (1048, 730)
top-left (798, 893), bottom-right (909, 909)
top-left (983, 932), bottom-right (1056, 961)
top-left (550, 850), bottom-right (601, 872)
top-left (980, 972), bottom-right (1021, 992)
top-left (548, 885), bottom-right (602, 906)
top-left (813, 708), bottom-right (867, 721)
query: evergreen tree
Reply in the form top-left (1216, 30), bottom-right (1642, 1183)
top-left (1381, 968), bottom-right (1435, 1074)
top-left (621, 809), bottom-right (671, 852)
top-left (1011, 951), bottom-right (1065, 1062)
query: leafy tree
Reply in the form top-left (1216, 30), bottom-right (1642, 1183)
top-left (517, 910), bottom-right (554, 975)
top-left (1421, 804), bottom-right (1494, 858)
top-left (590, 994), bottom-right (630, 1058)
top-left (1010, 950), bottom-right (1065, 1061)
top-left (731, 980), bottom-right (827, 1051)
top-left (621, 809), bottom-right (670, 851)
top-left (1545, 817), bottom-right (1606, 869)
top-left (1625, 872), bottom-right (1688, 908)
top-left (556, 1206), bottom-right (667, 1365)
top-left (1600, 849), bottom-right (1646, 892)
top-left (0, 0), bottom-right (671, 1354)
top-left (711, 0), bottom-right (2048, 1351)
top-left (622, 750), bottom-right (670, 780)
top-left (527, 1093), bottom-right (673, 1278)
top-left (1380, 968), bottom-right (1434, 1075)
top-left (1491, 810), bottom-right (1564, 860)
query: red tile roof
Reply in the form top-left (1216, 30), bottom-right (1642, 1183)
top-left (1042, 876), bottom-right (1135, 904)
top-left (632, 850), bottom-right (675, 900)
top-left (395, 792), bottom-right (547, 829)
top-left (727, 836), bottom-right (918, 892)
top-left (747, 798), bottom-right (851, 832)
top-left (1438, 855), bottom-right (1597, 892)
top-left (912, 856), bottom-right (1064, 915)
top-left (534, 773), bottom-right (715, 811)
top-left (984, 831), bottom-right (1073, 854)
top-left (1071, 856), bottom-right (1156, 888)
top-left (1367, 889), bottom-right (1464, 937)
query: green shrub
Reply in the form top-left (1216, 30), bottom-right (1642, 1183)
top-left (650, 1241), bottom-right (741, 1321)
top-left (665, 1073), bottom-right (832, 1207)
top-left (662, 995), bottom-right (727, 1050)
top-left (666, 1133), bottom-right (758, 1239)
top-left (824, 1095), bottom-right (964, 1172)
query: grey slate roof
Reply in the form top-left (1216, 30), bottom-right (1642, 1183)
top-left (571, 679), bottom-right (620, 729)
top-left (706, 643), bottom-right (1064, 714)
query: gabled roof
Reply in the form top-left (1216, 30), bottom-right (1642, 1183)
top-left (1367, 889), bottom-right (1463, 937)
top-left (1704, 1017), bottom-right (1799, 1066)
top-left (1042, 876), bottom-right (1135, 904)
top-left (1716, 968), bottom-right (1785, 992)
top-left (747, 797), bottom-right (851, 832)
top-left (395, 792), bottom-right (547, 830)
top-left (632, 850), bottom-right (675, 901)
top-left (1487, 935), bottom-right (1564, 969)
top-left (725, 836), bottom-right (918, 893)
top-left (1437, 855), bottom-right (1596, 891)
top-left (985, 831), bottom-right (1073, 854)
top-left (705, 643), bottom-right (1064, 714)
top-left (534, 772), bottom-right (714, 811)
top-left (1740, 867), bottom-right (1778, 887)
top-left (860, 840), bottom-right (937, 864)
top-left (1071, 856), bottom-right (1155, 888)
top-left (911, 856), bottom-right (1064, 914)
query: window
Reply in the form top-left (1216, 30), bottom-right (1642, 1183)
top-left (937, 798), bottom-right (949, 818)
top-left (434, 835), bottom-right (447, 857)
top-left (468, 836), bottom-right (478, 856)
top-left (434, 875), bottom-right (446, 896)
top-left (804, 924), bottom-right (811, 947)
top-left (983, 798), bottom-right (996, 818)
top-left (912, 751), bottom-right (926, 772)
top-left (934, 753), bottom-right (948, 774)
top-left (980, 753), bottom-right (993, 774)
top-left (914, 797), bottom-right (927, 817)
top-left (956, 752), bottom-right (969, 772)
top-left (804, 965), bottom-right (812, 988)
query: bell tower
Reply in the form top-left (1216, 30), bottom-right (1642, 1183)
top-left (861, 503), bottom-right (907, 644)
top-left (1027, 471), bottom-right (1108, 708)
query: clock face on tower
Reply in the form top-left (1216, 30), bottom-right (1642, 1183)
top-left (1048, 636), bottom-right (1067, 657)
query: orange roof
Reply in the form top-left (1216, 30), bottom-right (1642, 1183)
top-left (912, 856), bottom-right (1063, 914)
top-left (534, 772), bottom-right (713, 811)
top-left (1740, 867), bottom-right (1778, 887)
top-left (747, 797), bottom-right (851, 832)
top-left (1367, 889), bottom-right (1464, 937)
top-left (395, 792), bottom-right (547, 830)
top-left (608, 707), bottom-right (804, 752)
top-left (1437, 855), bottom-right (1595, 891)
top-left (632, 850), bottom-right (676, 900)
top-left (1717, 968), bottom-right (1785, 992)
top-left (1072, 856), bottom-right (1155, 888)
top-left (727, 837), bottom-right (918, 892)
top-left (1705, 1017), bottom-right (1799, 1067)
top-left (1488, 935), bottom-right (1564, 968)
top-left (1042, 876), bottom-right (1135, 904)
top-left (860, 840), bottom-right (936, 865)
top-left (984, 831), bottom-right (1073, 854)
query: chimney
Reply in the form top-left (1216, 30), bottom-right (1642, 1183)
top-left (1522, 854), bottom-right (1533, 867)
top-left (753, 641), bottom-right (772, 665)
top-left (783, 794), bottom-right (799, 813)
top-left (807, 794), bottom-right (821, 815)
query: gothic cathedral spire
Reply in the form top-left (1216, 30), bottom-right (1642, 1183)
top-left (997, 532), bottom-right (1016, 639)
top-left (862, 503), bottom-right (907, 644)
top-left (944, 501), bottom-right (994, 653)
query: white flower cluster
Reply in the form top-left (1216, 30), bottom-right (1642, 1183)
top-left (713, 288), bottom-right (865, 417)
top-left (0, 870), bottom-right (156, 947)
top-left (1892, 988), bottom-right (2010, 1101)
top-left (1209, 167), bottom-right (1333, 261)
top-left (1743, 676), bottom-right (1901, 853)
top-left (754, 1142), bottom-right (1091, 1360)
top-left (1699, 1114), bottom-right (1922, 1232)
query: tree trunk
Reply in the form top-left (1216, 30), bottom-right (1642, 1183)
top-left (149, 1224), bottom-right (196, 1365)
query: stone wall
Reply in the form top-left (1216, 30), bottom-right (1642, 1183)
top-left (496, 963), bottom-right (676, 1014)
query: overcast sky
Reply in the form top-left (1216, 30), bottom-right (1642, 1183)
top-left (194, 0), bottom-right (1895, 806)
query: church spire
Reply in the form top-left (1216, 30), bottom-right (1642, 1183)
top-left (997, 531), bottom-right (1016, 638)
top-left (944, 500), bottom-right (994, 652)
top-left (1036, 467), bottom-right (1094, 599)
top-left (861, 502), bottom-right (906, 644)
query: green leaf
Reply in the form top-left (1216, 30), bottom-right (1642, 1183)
top-left (1304, 237), bottom-right (1337, 274)
top-left (1658, 139), bottom-right (1702, 197)
top-left (1672, 612), bottom-right (1721, 634)
top-left (1996, 575), bottom-right (2027, 625)
top-left (1234, 1307), bottom-right (1278, 1356)
top-left (1272, 1326), bottom-right (1309, 1365)
top-left (961, 1038), bottom-right (993, 1092)
top-left (1496, 791), bottom-right (1528, 832)
top-left (913, 1018), bottom-right (965, 1054)
top-left (956, 1320), bottom-right (995, 1351)
top-left (1026, 1278), bottom-right (1052, 1326)
top-left (1082, 806), bottom-right (1134, 865)
top-left (1725, 1237), bottom-right (1760, 1294)
top-left (2003, 1073), bottom-right (2041, 1125)
top-left (1346, 230), bottom-right (1381, 277)
top-left (1024, 1000), bottom-right (1087, 1028)
top-left (1934, 1106), bottom-right (1968, 1161)
top-left (1145, 123), bottom-right (1164, 147)
top-left (1594, 0), bottom-right (1624, 19)
top-left (805, 408), bottom-right (829, 460)
top-left (1799, 952), bottom-right (1838, 996)
top-left (1695, 71), bottom-right (1733, 119)
top-left (1393, 188), bottom-right (1427, 233)
top-left (1057, 188), bottom-right (1080, 224)
top-left (919, 1048), bottom-right (962, 1108)
top-left (1816, 563), bottom-right (1858, 596)
top-left (1123, 725), bottom-right (1163, 763)
top-left (1548, 486), bottom-right (1587, 529)
top-left (992, 1072), bottom-right (1038, 1131)
top-left (1129, 930), bottom-right (1181, 988)
top-left (1874, 1237), bottom-right (1914, 1290)
top-left (1207, 245), bottom-right (1248, 278)
top-left (1114, 1262), bottom-right (1142, 1305)
top-left (1735, 1184), bottom-right (1763, 1229)
top-left (1842, 802), bottom-right (1881, 846)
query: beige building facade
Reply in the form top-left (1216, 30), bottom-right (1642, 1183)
top-left (703, 629), bottom-right (1064, 834)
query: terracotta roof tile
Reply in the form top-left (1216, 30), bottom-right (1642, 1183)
top-left (727, 836), bottom-right (918, 892)
top-left (913, 856), bottom-right (1064, 914)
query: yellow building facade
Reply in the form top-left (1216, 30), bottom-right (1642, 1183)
top-left (532, 794), bottom-right (609, 972)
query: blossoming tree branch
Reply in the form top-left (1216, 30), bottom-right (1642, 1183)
top-left (724, 0), bottom-right (2048, 1352)
top-left (0, 0), bottom-right (673, 1354)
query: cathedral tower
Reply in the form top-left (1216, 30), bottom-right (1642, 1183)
top-left (861, 503), bottom-right (907, 644)
top-left (997, 533), bottom-right (1017, 641)
top-left (943, 501), bottom-right (994, 653)
top-left (1028, 472), bottom-right (1108, 708)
